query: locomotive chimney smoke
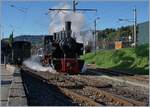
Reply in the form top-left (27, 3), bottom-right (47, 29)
top-left (65, 21), bottom-right (72, 37)
top-left (49, 3), bottom-right (94, 44)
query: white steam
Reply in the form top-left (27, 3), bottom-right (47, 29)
top-left (23, 55), bottom-right (57, 73)
top-left (48, 3), bottom-right (93, 43)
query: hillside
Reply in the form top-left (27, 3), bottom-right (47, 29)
top-left (14, 35), bottom-right (43, 43)
top-left (81, 44), bottom-right (149, 75)
top-left (3, 35), bottom-right (47, 46)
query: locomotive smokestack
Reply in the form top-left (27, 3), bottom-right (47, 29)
top-left (65, 21), bottom-right (72, 37)
top-left (65, 21), bottom-right (71, 31)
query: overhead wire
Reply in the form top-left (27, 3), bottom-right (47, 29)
top-left (8, 3), bottom-right (49, 36)
top-left (19, 3), bottom-right (31, 35)
top-left (9, 3), bottom-right (30, 35)
top-left (10, 4), bottom-right (27, 13)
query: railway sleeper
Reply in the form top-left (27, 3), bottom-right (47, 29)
top-left (84, 86), bottom-right (145, 106)
top-left (59, 88), bottom-right (102, 106)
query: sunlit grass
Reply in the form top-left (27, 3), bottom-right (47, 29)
top-left (81, 44), bottom-right (149, 75)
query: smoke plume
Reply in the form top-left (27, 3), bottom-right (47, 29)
top-left (48, 3), bottom-right (93, 43)
top-left (23, 55), bottom-right (57, 73)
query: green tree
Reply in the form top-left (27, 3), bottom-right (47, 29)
top-left (9, 32), bottom-right (14, 47)
top-left (107, 32), bottom-right (117, 41)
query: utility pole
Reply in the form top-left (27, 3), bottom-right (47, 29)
top-left (0, 24), bottom-right (3, 40)
top-left (94, 19), bottom-right (96, 55)
top-left (73, 0), bottom-right (78, 12)
top-left (0, 24), bottom-right (6, 67)
top-left (49, 0), bottom-right (97, 13)
top-left (118, 6), bottom-right (137, 47)
top-left (94, 17), bottom-right (100, 55)
top-left (133, 7), bottom-right (137, 47)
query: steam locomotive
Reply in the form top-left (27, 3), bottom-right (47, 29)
top-left (42, 21), bottom-right (84, 74)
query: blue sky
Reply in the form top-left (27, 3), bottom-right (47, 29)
top-left (1, 0), bottom-right (149, 38)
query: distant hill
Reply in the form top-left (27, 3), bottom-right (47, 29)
top-left (14, 35), bottom-right (43, 41)
top-left (14, 35), bottom-right (45, 46)
top-left (2, 35), bottom-right (50, 46)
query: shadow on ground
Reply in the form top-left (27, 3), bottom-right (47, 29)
top-left (21, 71), bottom-right (79, 106)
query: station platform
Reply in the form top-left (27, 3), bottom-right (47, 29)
top-left (0, 64), bottom-right (27, 106)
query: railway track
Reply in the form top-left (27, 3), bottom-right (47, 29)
top-left (86, 65), bottom-right (149, 84)
top-left (71, 75), bottom-right (149, 104)
top-left (87, 67), bottom-right (134, 76)
top-left (125, 75), bottom-right (149, 83)
top-left (21, 67), bottom-right (99, 106)
top-left (20, 66), bottom-right (147, 106)
top-left (21, 70), bottom-right (79, 106)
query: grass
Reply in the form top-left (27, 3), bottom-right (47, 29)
top-left (81, 44), bottom-right (149, 75)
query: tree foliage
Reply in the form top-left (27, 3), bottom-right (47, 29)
top-left (97, 26), bottom-right (133, 42)
top-left (8, 32), bottom-right (14, 48)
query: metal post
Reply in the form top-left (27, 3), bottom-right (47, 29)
top-left (0, 24), bottom-right (4, 40)
top-left (94, 17), bottom-right (100, 54)
top-left (73, 0), bottom-right (78, 13)
top-left (73, 0), bottom-right (76, 12)
top-left (133, 7), bottom-right (137, 47)
top-left (11, 49), bottom-right (13, 64)
top-left (94, 19), bottom-right (96, 55)
top-left (0, 24), bottom-right (1, 40)
top-left (4, 48), bottom-right (7, 68)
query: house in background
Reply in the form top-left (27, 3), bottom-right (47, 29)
top-left (97, 21), bottom-right (149, 50)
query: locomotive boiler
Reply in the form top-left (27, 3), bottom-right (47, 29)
top-left (42, 21), bottom-right (84, 74)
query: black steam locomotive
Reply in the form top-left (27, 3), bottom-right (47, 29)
top-left (42, 21), bottom-right (84, 74)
